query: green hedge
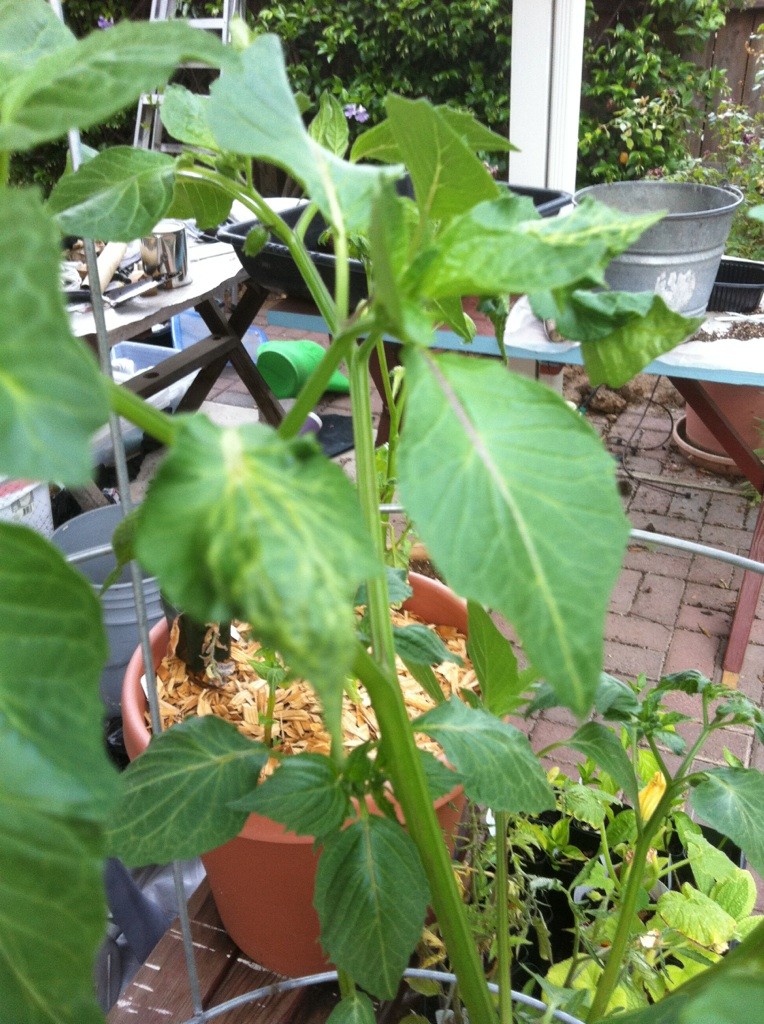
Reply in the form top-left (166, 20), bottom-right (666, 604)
top-left (253, 0), bottom-right (511, 148)
top-left (16, 1), bottom-right (738, 199)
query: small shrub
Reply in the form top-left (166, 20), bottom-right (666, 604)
top-left (578, 0), bottom-right (730, 186)
top-left (664, 98), bottom-right (764, 259)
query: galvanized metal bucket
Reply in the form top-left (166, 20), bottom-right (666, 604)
top-left (573, 181), bottom-right (743, 317)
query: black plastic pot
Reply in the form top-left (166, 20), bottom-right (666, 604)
top-left (219, 205), bottom-right (369, 307)
top-left (707, 257), bottom-right (764, 313)
top-left (217, 184), bottom-right (570, 304)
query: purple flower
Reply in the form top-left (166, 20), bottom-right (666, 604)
top-left (97, 15), bottom-right (114, 29)
top-left (343, 103), bottom-right (370, 124)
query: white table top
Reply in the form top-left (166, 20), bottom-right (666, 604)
top-left (69, 241), bottom-right (244, 345)
top-left (269, 293), bottom-right (764, 387)
top-left (505, 297), bottom-right (764, 387)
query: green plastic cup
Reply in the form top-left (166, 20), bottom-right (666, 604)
top-left (256, 340), bottom-right (350, 399)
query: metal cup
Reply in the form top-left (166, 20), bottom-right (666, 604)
top-left (140, 219), bottom-right (190, 289)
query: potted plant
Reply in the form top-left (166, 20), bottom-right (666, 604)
top-left (3, 5), bottom-right (764, 1023)
top-left (118, 571), bottom-right (473, 979)
top-left (519, 669), bottom-right (764, 1018)
top-left (417, 666), bottom-right (764, 1020)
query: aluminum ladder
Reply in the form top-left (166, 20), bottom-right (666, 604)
top-left (134, 0), bottom-right (244, 150)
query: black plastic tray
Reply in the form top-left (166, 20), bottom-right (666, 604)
top-left (218, 184), bottom-right (570, 302)
top-left (502, 183), bottom-right (571, 218)
top-left (219, 206), bottom-right (368, 306)
top-left (707, 257), bottom-right (764, 313)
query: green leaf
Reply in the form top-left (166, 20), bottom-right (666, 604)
top-left (710, 869), bottom-right (757, 922)
top-left (355, 566), bottom-right (411, 608)
top-left (561, 783), bottom-right (610, 829)
top-left (691, 768), bottom-right (764, 876)
top-left (399, 351), bottom-right (630, 716)
top-left (432, 294), bottom-right (477, 342)
top-left (418, 749), bottom-right (461, 800)
top-left (393, 623), bottom-right (461, 666)
top-left (350, 119), bottom-right (400, 164)
top-left (0, 528), bottom-right (113, 817)
top-left (109, 716), bottom-right (269, 865)
top-left (101, 508), bottom-right (139, 595)
top-left (681, 831), bottom-right (738, 895)
top-left (369, 181), bottom-right (407, 327)
top-left (309, 91), bottom-right (350, 157)
top-left (0, 0), bottom-right (74, 78)
top-left (325, 992), bottom-right (376, 1024)
top-left (466, 600), bottom-right (525, 717)
top-left (351, 104), bottom-right (513, 167)
top-left (658, 669), bottom-right (713, 695)
top-left (415, 698), bottom-right (554, 812)
top-left (0, 20), bottom-right (229, 151)
top-left (566, 722), bottom-right (639, 805)
top-left (415, 194), bottom-right (662, 301)
top-left (0, 810), bottom-right (108, 1024)
top-left (594, 673), bottom-right (641, 719)
top-left (48, 146), bottom-right (175, 240)
top-left (229, 753), bottom-right (351, 839)
top-left (208, 34), bottom-right (395, 234)
top-left (169, 172), bottom-right (233, 230)
top-left (580, 296), bottom-right (700, 388)
top-left (134, 417), bottom-right (377, 717)
top-left (0, 526), bottom-right (116, 1023)
top-left (314, 816), bottom-right (429, 998)
top-left (160, 84), bottom-right (220, 150)
top-left (531, 287), bottom-right (657, 343)
top-left (437, 106), bottom-right (515, 154)
top-left (385, 95), bottom-right (499, 222)
top-left (656, 885), bottom-right (738, 948)
top-left (611, 919), bottom-right (764, 1024)
top-left (401, 659), bottom-right (447, 706)
top-left (0, 190), bottom-right (108, 483)
top-left (606, 808), bottom-right (637, 849)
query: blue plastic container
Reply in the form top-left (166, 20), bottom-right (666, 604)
top-left (170, 308), bottom-right (267, 362)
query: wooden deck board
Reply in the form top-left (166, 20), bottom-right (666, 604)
top-left (107, 880), bottom-right (337, 1023)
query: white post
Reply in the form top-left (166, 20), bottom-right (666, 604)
top-left (508, 0), bottom-right (586, 194)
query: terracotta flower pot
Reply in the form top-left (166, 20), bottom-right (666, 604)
top-left (121, 573), bottom-right (467, 977)
top-left (683, 382), bottom-right (764, 469)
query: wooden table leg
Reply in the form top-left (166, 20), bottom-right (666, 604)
top-left (670, 376), bottom-right (764, 685)
top-left (195, 289), bottom-right (284, 428)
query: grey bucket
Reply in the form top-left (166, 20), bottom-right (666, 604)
top-left (52, 504), bottom-right (163, 715)
top-left (573, 181), bottom-right (744, 317)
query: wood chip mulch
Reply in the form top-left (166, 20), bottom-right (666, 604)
top-left (150, 610), bottom-right (478, 767)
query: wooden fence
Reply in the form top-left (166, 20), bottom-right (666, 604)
top-left (704, 2), bottom-right (764, 109)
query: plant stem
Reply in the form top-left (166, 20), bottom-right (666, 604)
top-left (586, 786), bottom-right (676, 1022)
top-left (106, 377), bottom-right (177, 446)
top-left (278, 321), bottom-right (368, 440)
top-left (0, 149), bottom-right (9, 188)
top-left (263, 680), bottom-right (277, 748)
top-left (598, 826), bottom-right (620, 894)
top-left (177, 167), bottom-right (338, 331)
top-left (495, 811), bottom-right (514, 1024)
top-left (354, 647), bottom-right (497, 1024)
top-left (348, 338), bottom-right (398, 668)
top-left (645, 735), bottom-right (672, 783)
top-left (337, 968), bottom-right (356, 1002)
top-left (348, 341), bottom-right (495, 1024)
